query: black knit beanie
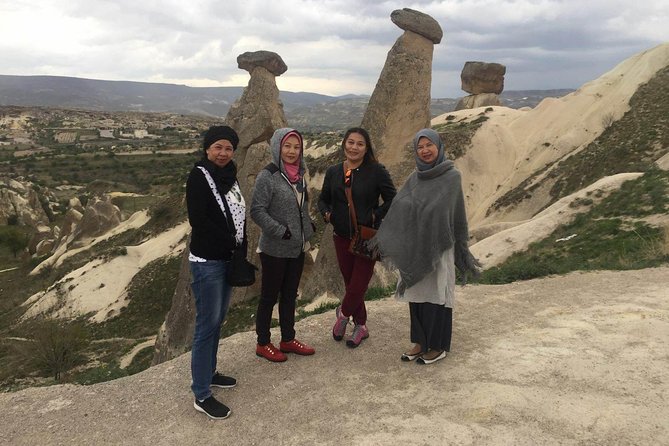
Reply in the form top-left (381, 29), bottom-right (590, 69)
top-left (202, 125), bottom-right (239, 151)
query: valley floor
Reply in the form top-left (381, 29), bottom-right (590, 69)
top-left (1, 267), bottom-right (667, 445)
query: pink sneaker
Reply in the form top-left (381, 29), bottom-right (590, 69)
top-left (346, 324), bottom-right (369, 348)
top-left (332, 306), bottom-right (349, 341)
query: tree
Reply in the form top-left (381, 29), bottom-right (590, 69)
top-left (0, 226), bottom-right (29, 258)
top-left (24, 320), bottom-right (89, 381)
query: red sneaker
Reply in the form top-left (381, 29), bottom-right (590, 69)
top-left (256, 343), bottom-right (287, 362)
top-left (279, 339), bottom-right (315, 356)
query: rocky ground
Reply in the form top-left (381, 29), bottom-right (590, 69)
top-left (1, 266), bottom-right (667, 445)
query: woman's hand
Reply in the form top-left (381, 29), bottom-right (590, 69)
top-left (323, 211), bottom-right (331, 223)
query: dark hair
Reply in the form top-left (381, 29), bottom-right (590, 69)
top-left (341, 127), bottom-right (376, 164)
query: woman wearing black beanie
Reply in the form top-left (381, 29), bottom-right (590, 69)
top-left (186, 125), bottom-right (244, 420)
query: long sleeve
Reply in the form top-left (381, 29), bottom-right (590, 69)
top-left (186, 169), bottom-right (236, 258)
top-left (250, 170), bottom-right (287, 239)
top-left (317, 167), bottom-right (333, 217)
top-left (373, 163), bottom-right (397, 225)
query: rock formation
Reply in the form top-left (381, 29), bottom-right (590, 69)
top-left (360, 8), bottom-right (442, 166)
top-left (226, 51), bottom-right (288, 164)
top-left (455, 61), bottom-right (506, 110)
top-left (237, 50), bottom-right (288, 77)
top-left (152, 239), bottom-right (196, 365)
top-left (71, 196), bottom-right (122, 244)
top-left (455, 93), bottom-right (502, 110)
top-left (153, 50), bottom-right (289, 365)
top-left (28, 195), bottom-right (123, 275)
top-left (0, 177), bottom-right (51, 227)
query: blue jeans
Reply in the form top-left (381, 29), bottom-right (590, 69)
top-left (190, 260), bottom-right (232, 401)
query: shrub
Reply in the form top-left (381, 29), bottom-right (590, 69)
top-left (22, 320), bottom-right (89, 380)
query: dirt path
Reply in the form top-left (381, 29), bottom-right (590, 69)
top-left (119, 337), bottom-right (157, 369)
top-left (1, 267), bottom-right (667, 445)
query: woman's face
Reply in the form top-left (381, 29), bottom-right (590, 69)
top-left (416, 137), bottom-right (438, 164)
top-left (280, 135), bottom-right (302, 165)
top-left (206, 139), bottom-right (234, 167)
top-left (344, 132), bottom-right (367, 165)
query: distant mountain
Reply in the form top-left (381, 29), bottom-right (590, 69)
top-left (0, 75), bottom-right (352, 117)
top-left (0, 75), bottom-right (574, 131)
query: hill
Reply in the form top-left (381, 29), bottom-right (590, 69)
top-left (0, 267), bottom-right (667, 445)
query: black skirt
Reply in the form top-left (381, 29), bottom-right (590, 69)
top-left (409, 302), bottom-right (452, 352)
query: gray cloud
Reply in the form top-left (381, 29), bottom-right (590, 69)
top-left (0, 0), bottom-right (667, 97)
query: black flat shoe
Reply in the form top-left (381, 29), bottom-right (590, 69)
top-left (400, 352), bottom-right (422, 362)
top-left (416, 350), bottom-right (446, 365)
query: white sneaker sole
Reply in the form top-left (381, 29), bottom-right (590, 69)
top-left (210, 382), bottom-right (236, 389)
top-left (416, 350), bottom-right (446, 365)
top-left (193, 401), bottom-right (231, 420)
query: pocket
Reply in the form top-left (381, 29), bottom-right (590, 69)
top-left (190, 260), bottom-right (224, 284)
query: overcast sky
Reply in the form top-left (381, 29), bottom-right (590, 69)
top-left (1, 0), bottom-right (667, 98)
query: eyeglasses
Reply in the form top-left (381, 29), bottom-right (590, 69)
top-left (344, 169), bottom-right (352, 187)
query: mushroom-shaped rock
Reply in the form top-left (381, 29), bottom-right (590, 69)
top-left (461, 61), bottom-right (506, 94)
top-left (390, 8), bottom-right (443, 44)
top-left (237, 51), bottom-right (287, 76)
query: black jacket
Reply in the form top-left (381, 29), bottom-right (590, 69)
top-left (318, 161), bottom-right (396, 239)
top-left (186, 165), bottom-right (241, 260)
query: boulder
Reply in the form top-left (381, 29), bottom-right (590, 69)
top-left (34, 238), bottom-right (55, 257)
top-left (73, 196), bottom-right (122, 241)
top-left (237, 51), bottom-right (287, 76)
top-left (461, 61), bottom-right (506, 95)
top-left (454, 93), bottom-right (502, 110)
top-left (390, 8), bottom-right (443, 44)
top-left (28, 225), bottom-right (52, 254)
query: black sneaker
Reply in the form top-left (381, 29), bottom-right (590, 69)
top-left (211, 372), bottom-right (236, 388)
top-left (194, 396), bottom-right (231, 420)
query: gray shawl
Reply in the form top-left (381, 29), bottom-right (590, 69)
top-left (371, 129), bottom-right (479, 291)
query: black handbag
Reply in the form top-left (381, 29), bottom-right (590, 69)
top-left (227, 243), bottom-right (258, 287)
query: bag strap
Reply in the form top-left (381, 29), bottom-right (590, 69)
top-left (197, 166), bottom-right (243, 246)
top-left (197, 166), bottom-right (228, 219)
top-left (343, 164), bottom-right (359, 236)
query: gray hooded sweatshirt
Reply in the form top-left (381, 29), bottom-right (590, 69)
top-left (250, 128), bottom-right (315, 258)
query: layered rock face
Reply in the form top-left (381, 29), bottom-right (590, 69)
top-left (360, 8), bottom-right (442, 166)
top-left (73, 196), bottom-right (122, 243)
top-left (153, 51), bottom-right (289, 365)
top-left (455, 61), bottom-right (506, 110)
top-left (0, 178), bottom-right (51, 227)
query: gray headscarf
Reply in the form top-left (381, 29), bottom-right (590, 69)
top-left (414, 128), bottom-right (445, 171)
top-left (370, 128), bottom-right (479, 291)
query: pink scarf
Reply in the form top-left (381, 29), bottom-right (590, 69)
top-left (284, 160), bottom-right (301, 183)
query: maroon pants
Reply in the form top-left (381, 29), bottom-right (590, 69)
top-left (333, 234), bottom-right (376, 325)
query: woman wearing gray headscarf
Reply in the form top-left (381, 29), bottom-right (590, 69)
top-left (371, 128), bottom-right (480, 364)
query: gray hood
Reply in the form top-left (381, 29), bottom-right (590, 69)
top-left (269, 127), bottom-right (306, 179)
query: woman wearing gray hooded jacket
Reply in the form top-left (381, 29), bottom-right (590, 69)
top-left (250, 128), bottom-right (316, 362)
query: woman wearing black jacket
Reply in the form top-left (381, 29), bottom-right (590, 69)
top-left (318, 127), bottom-right (396, 348)
top-left (186, 125), bottom-right (245, 420)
